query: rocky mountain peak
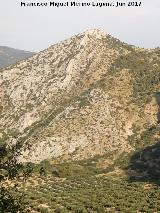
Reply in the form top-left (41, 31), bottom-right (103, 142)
top-left (83, 28), bottom-right (107, 38)
top-left (0, 30), bottom-right (160, 164)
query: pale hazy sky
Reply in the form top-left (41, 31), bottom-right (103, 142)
top-left (0, 0), bottom-right (160, 51)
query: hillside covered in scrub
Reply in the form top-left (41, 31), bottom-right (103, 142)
top-left (1, 29), bottom-right (160, 213)
top-left (0, 29), bottom-right (160, 164)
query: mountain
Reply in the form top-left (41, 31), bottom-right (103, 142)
top-left (0, 46), bottom-right (34, 69)
top-left (0, 29), bottom-right (160, 165)
top-left (1, 29), bottom-right (160, 213)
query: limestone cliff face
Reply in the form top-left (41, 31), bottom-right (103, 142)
top-left (0, 29), bottom-right (160, 163)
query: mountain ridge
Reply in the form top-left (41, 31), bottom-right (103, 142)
top-left (0, 45), bottom-right (34, 69)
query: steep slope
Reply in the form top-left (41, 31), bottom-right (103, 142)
top-left (0, 46), bottom-right (34, 69)
top-left (0, 29), bottom-right (160, 163)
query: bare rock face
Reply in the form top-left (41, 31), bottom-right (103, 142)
top-left (0, 29), bottom-right (160, 163)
